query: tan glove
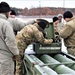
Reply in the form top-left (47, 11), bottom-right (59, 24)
top-left (44, 39), bottom-right (53, 44)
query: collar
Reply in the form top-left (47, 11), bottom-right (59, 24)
top-left (0, 14), bottom-right (7, 20)
top-left (34, 23), bottom-right (44, 31)
top-left (70, 17), bottom-right (74, 21)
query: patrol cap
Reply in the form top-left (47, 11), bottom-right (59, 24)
top-left (10, 9), bottom-right (16, 15)
top-left (0, 2), bottom-right (11, 13)
top-left (63, 11), bottom-right (73, 19)
top-left (53, 17), bottom-right (59, 22)
top-left (36, 19), bottom-right (50, 28)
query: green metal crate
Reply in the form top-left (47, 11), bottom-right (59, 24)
top-left (33, 22), bottom-right (61, 54)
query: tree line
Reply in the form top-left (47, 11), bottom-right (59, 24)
top-left (12, 7), bottom-right (75, 16)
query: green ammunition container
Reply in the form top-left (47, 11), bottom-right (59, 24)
top-left (24, 54), bottom-right (48, 75)
top-left (30, 55), bottom-right (58, 75)
top-left (40, 54), bottom-right (75, 74)
top-left (33, 22), bottom-right (61, 54)
top-left (54, 54), bottom-right (75, 70)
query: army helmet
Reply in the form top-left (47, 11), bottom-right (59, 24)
top-left (36, 19), bottom-right (50, 28)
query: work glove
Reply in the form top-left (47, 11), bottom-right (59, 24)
top-left (13, 55), bottom-right (21, 61)
top-left (44, 39), bottom-right (53, 44)
top-left (55, 32), bottom-right (59, 35)
top-left (52, 38), bottom-right (56, 42)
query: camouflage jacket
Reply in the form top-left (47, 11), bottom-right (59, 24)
top-left (16, 23), bottom-right (53, 50)
top-left (59, 17), bottom-right (75, 47)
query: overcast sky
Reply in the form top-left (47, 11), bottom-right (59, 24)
top-left (0, 0), bottom-right (75, 9)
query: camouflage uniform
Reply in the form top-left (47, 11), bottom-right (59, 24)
top-left (54, 24), bottom-right (59, 32)
top-left (53, 23), bottom-right (60, 40)
top-left (59, 17), bottom-right (75, 56)
top-left (16, 23), bottom-right (53, 75)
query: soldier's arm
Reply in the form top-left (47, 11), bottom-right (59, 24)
top-left (25, 19), bottom-right (36, 25)
top-left (8, 18), bottom-right (35, 32)
top-left (34, 30), bottom-right (53, 44)
top-left (13, 19), bottom-right (35, 31)
top-left (59, 24), bottom-right (73, 38)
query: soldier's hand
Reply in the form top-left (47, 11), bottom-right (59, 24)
top-left (55, 32), bottom-right (59, 35)
top-left (49, 39), bottom-right (53, 44)
top-left (52, 38), bottom-right (56, 42)
top-left (44, 39), bottom-right (53, 44)
top-left (13, 55), bottom-right (21, 61)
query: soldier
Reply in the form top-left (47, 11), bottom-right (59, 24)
top-left (10, 9), bottom-right (16, 18)
top-left (59, 11), bottom-right (75, 56)
top-left (52, 17), bottom-right (61, 42)
top-left (57, 14), bottom-right (64, 29)
top-left (0, 2), bottom-right (19, 75)
top-left (57, 14), bottom-right (63, 22)
top-left (16, 19), bottom-right (53, 75)
top-left (8, 9), bottom-right (37, 74)
top-left (53, 16), bottom-right (59, 32)
top-left (8, 9), bottom-right (36, 35)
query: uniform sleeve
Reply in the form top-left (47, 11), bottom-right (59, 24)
top-left (34, 30), bottom-right (53, 44)
top-left (4, 22), bottom-right (19, 55)
top-left (12, 19), bottom-right (35, 31)
top-left (25, 20), bottom-right (35, 25)
top-left (59, 24), bottom-right (73, 38)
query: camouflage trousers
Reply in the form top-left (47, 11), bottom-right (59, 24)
top-left (67, 47), bottom-right (75, 56)
top-left (15, 45), bottom-right (27, 75)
